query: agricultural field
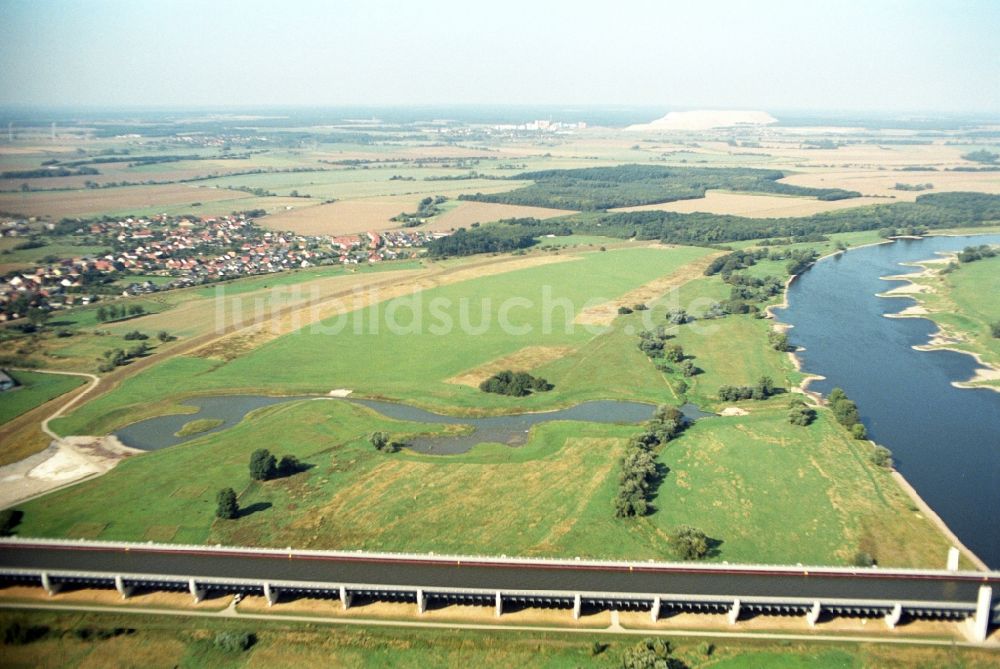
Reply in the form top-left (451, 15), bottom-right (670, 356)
top-left (612, 190), bottom-right (885, 218)
top-left (419, 201), bottom-right (577, 231)
top-left (0, 184), bottom-right (245, 218)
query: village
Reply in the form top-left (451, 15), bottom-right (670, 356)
top-left (0, 214), bottom-right (443, 321)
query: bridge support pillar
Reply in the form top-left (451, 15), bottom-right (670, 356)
top-left (947, 547), bottom-right (960, 572)
top-left (40, 572), bottom-right (60, 596)
top-left (728, 599), bottom-right (741, 625)
top-left (188, 578), bottom-right (204, 604)
top-left (114, 575), bottom-right (132, 599)
top-left (966, 585), bottom-right (992, 643)
top-left (416, 588), bottom-right (426, 614)
top-left (339, 586), bottom-right (352, 610)
top-left (806, 600), bottom-right (821, 627)
top-left (495, 591), bottom-right (503, 618)
top-left (572, 594), bottom-right (582, 620)
top-left (884, 603), bottom-right (902, 629)
top-left (263, 583), bottom-right (278, 607)
top-left (650, 596), bottom-right (660, 623)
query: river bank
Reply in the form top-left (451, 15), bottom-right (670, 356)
top-left (773, 232), bottom-right (1000, 568)
top-left (878, 251), bottom-right (1000, 394)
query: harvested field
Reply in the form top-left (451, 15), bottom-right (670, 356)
top-left (446, 345), bottom-right (576, 387)
top-left (0, 184), bottom-right (244, 217)
top-left (418, 201), bottom-right (576, 231)
top-left (612, 190), bottom-right (884, 217)
top-left (778, 169), bottom-right (1000, 200)
top-left (258, 195), bottom-right (421, 235)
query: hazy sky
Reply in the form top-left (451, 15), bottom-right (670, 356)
top-left (1, 0), bottom-right (998, 113)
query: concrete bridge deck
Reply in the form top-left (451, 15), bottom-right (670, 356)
top-left (1, 539), bottom-right (997, 641)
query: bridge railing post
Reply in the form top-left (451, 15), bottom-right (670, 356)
top-left (339, 586), bottom-right (352, 610)
top-left (806, 600), bottom-right (821, 627)
top-left (263, 582), bottom-right (278, 607)
top-left (947, 547), bottom-right (960, 572)
top-left (967, 585), bottom-right (993, 643)
top-left (114, 575), bottom-right (132, 599)
top-left (40, 572), bottom-right (60, 596)
top-left (884, 603), bottom-right (902, 630)
top-left (728, 598), bottom-right (741, 625)
top-left (188, 578), bottom-right (204, 603)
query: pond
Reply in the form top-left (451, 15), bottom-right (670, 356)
top-left (116, 395), bottom-right (712, 455)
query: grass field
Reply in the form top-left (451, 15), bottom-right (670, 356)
top-left (907, 253), bottom-right (1000, 384)
top-left (50, 246), bottom-right (715, 434)
top-left (19, 389), bottom-right (957, 567)
top-left (3, 610), bottom-right (997, 669)
top-left (0, 370), bottom-right (85, 426)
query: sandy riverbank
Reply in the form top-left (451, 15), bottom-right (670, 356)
top-left (878, 256), bottom-right (1000, 394)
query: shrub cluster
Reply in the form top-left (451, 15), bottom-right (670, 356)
top-left (827, 388), bottom-right (868, 440)
top-left (718, 376), bottom-right (776, 402)
top-left (479, 370), bottom-right (552, 396)
top-left (614, 406), bottom-right (687, 518)
top-left (956, 244), bottom-right (997, 263)
top-left (249, 448), bottom-right (303, 481)
top-left (787, 398), bottom-right (817, 426)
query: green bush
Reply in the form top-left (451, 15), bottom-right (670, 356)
top-left (213, 630), bottom-right (256, 652)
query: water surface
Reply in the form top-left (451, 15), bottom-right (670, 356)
top-left (775, 234), bottom-right (1000, 567)
top-left (117, 396), bottom-right (706, 455)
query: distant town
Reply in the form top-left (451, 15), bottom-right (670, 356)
top-left (0, 214), bottom-right (444, 321)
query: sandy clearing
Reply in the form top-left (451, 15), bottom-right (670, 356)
top-left (446, 346), bottom-right (576, 387)
top-left (0, 436), bottom-right (139, 508)
top-left (417, 201), bottom-right (576, 232)
top-left (612, 190), bottom-right (884, 218)
top-left (719, 407), bottom-right (749, 416)
top-left (0, 184), bottom-right (245, 218)
top-left (574, 250), bottom-right (723, 326)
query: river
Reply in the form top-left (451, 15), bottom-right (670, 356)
top-left (775, 234), bottom-right (1000, 568)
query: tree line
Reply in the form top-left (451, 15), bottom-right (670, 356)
top-left (432, 192), bottom-right (1000, 258)
top-left (458, 164), bottom-right (859, 211)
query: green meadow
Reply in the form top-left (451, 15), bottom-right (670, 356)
top-left (911, 253), bottom-right (1000, 381)
top-left (4, 610), bottom-right (998, 669)
top-left (19, 394), bottom-right (956, 567)
top-left (51, 245), bottom-right (713, 434)
top-left (0, 370), bottom-right (85, 426)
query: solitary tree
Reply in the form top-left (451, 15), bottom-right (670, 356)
top-left (248, 449), bottom-right (277, 481)
top-left (669, 526), bottom-right (711, 560)
top-left (369, 432), bottom-right (390, 452)
top-left (278, 454), bottom-right (301, 476)
top-left (215, 488), bottom-right (238, 519)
